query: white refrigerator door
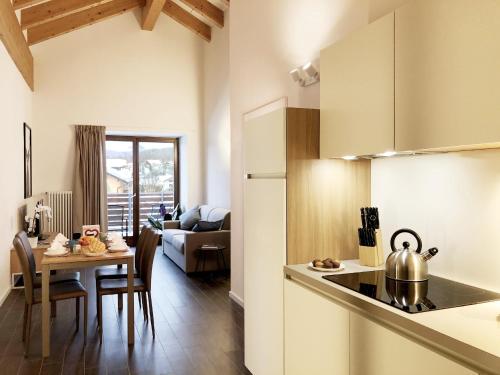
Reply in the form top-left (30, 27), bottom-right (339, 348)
top-left (243, 107), bottom-right (286, 176)
top-left (244, 178), bottom-right (286, 375)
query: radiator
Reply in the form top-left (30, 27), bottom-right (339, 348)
top-left (45, 191), bottom-right (73, 238)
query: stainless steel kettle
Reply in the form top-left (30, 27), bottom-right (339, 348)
top-left (385, 229), bottom-right (439, 281)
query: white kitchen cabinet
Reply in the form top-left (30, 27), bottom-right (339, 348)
top-left (349, 313), bottom-right (477, 375)
top-left (243, 107), bottom-right (286, 175)
top-left (321, 0), bottom-right (500, 157)
top-left (320, 12), bottom-right (395, 159)
top-left (244, 177), bottom-right (286, 375)
top-left (395, 0), bottom-right (500, 152)
top-left (284, 279), bottom-right (349, 375)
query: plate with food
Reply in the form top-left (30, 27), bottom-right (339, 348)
top-left (308, 258), bottom-right (345, 272)
top-left (80, 236), bottom-right (107, 257)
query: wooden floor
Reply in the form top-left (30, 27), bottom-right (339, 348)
top-left (0, 248), bottom-right (249, 375)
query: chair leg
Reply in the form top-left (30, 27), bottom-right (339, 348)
top-left (118, 293), bottom-right (123, 310)
top-left (22, 303), bottom-right (28, 342)
top-left (51, 300), bottom-right (57, 318)
top-left (83, 295), bottom-right (88, 345)
top-left (141, 292), bottom-right (148, 321)
top-left (97, 294), bottom-right (103, 342)
top-left (24, 304), bottom-right (32, 357)
top-left (147, 291), bottom-right (155, 338)
top-left (76, 297), bottom-right (80, 332)
top-left (138, 292), bottom-right (142, 308)
top-left (195, 249), bottom-right (201, 272)
top-left (219, 249), bottom-right (228, 272)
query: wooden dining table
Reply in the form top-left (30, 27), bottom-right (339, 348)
top-left (41, 249), bottom-right (135, 357)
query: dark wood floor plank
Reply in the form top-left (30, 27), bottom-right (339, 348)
top-left (0, 247), bottom-right (248, 374)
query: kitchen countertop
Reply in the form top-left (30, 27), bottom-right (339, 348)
top-left (284, 260), bottom-right (500, 375)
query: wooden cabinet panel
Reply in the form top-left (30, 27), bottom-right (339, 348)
top-left (284, 279), bottom-right (349, 375)
top-left (350, 313), bottom-right (477, 375)
top-left (244, 108), bottom-right (286, 175)
top-left (320, 12), bottom-right (395, 158)
top-left (286, 108), bottom-right (371, 263)
top-left (395, 0), bottom-right (500, 151)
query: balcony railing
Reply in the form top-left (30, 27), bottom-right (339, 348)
top-left (107, 192), bottom-right (175, 236)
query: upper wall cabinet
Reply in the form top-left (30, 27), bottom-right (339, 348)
top-left (395, 0), bottom-right (500, 151)
top-left (320, 12), bottom-right (395, 159)
top-left (321, 0), bottom-right (500, 158)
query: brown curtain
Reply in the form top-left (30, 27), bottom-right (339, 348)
top-left (72, 125), bottom-right (108, 233)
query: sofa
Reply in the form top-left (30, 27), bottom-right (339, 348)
top-left (162, 205), bottom-right (230, 273)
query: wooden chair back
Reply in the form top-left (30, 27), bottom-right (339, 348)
top-left (140, 231), bottom-right (160, 291)
top-left (13, 232), bottom-right (36, 304)
top-left (135, 226), bottom-right (150, 274)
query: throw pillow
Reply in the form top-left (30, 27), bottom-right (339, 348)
top-left (192, 220), bottom-right (224, 233)
top-left (179, 206), bottom-right (201, 230)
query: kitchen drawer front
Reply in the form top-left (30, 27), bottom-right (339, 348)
top-left (395, 0), bottom-right (500, 151)
top-left (349, 312), bottom-right (477, 375)
top-left (284, 279), bottom-right (349, 375)
top-left (320, 12), bottom-right (395, 159)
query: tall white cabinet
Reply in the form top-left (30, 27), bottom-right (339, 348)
top-left (244, 107), bottom-right (287, 375)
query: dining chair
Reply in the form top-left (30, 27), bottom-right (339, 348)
top-left (23, 232), bottom-right (80, 318)
top-left (13, 231), bottom-right (88, 357)
top-left (95, 226), bottom-right (151, 313)
top-left (96, 231), bottom-right (160, 340)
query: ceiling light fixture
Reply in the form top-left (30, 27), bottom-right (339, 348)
top-left (289, 61), bottom-right (320, 87)
top-left (377, 151), bottom-right (397, 157)
top-left (342, 155), bottom-right (358, 161)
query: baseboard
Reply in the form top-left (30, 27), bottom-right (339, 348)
top-left (0, 287), bottom-right (10, 307)
top-left (229, 290), bottom-right (244, 308)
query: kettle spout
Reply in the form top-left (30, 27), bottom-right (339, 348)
top-left (421, 247), bottom-right (439, 262)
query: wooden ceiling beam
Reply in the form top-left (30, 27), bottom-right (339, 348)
top-left (12, 0), bottom-right (47, 10)
top-left (21, 0), bottom-right (114, 30)
top-left (163, 0), bottom-right (210, 42)
top-left (142, 0), bottom-right (166, 30)
top-left (0, 0), bottom-right (34, 90)
top-left (177, 0), bottom-right (223, 28)
top-left (27, 0), bottom-right (144, 45)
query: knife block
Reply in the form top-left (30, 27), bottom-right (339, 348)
top-left (359, 230), bottom-right (385, 267)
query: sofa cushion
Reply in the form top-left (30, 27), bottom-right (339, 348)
top-left (171, 235), bottom-right (185, 254)
top-left (179, 206), bottom-right (201, 230)
top-left (163, 229), bottom-right (192, 244)
top-left (192, 220), bottom-right (224, 232)
top-left (199, 205), bottom-right (230, 230)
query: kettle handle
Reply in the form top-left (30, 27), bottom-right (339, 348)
top-left (390, 229), bottom-right (423, 253)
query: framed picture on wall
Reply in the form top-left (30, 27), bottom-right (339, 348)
top-left (24, 123), bottom-right (32, 199)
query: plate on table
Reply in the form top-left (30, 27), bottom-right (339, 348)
top-left (82, 248), bottom-right (107, 257)
top-left (308, 262), bottom-right (345, 272)
top-left (108, 246), bottom-right (129, 253)
top-left (44, 249), bottom-right (69, 257)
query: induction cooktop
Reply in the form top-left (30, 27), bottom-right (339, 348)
top-left (323, 271), bottom-right (500, 314)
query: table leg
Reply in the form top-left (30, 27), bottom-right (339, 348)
top-left (127, 258), bottom-right (134, 345)
top-left (42, 264), bottom-right (50, 357)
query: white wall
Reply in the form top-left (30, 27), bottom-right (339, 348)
top-left (372, 151), bottom-right (500, 292)
top-left (229, 0), bottom-right (375, 301)
top-left (203, 13), bottom-right (230, 209)
top-left (0, 43), bottom-right (33, 303)
top-left (31, 10), bottom-right (205, 207)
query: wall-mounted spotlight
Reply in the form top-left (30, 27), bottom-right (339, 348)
top-left (289, 61), bottom-right (320, 87)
